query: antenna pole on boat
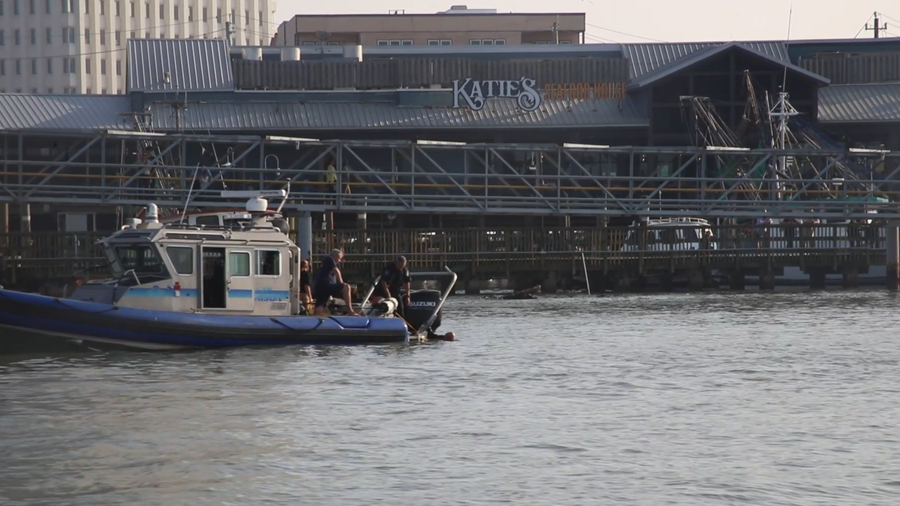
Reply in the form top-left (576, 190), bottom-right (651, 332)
top-left (275, 182), bottom-right (291, 216)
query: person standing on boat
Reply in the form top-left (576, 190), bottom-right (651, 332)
top-left (299, 259), bottom-right (313, 312)
top-left (313, 249), bottom-right (360, 316)
top-left (373, 256), bottom-right (412, 316)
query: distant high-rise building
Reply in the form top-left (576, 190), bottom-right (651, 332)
top-left (0, 0), bottom-right (277, 94)
top-left (272, 5), bottom-right (585, 47)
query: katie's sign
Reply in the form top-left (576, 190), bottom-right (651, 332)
top-left (451, 77), bottom-right (542, 112)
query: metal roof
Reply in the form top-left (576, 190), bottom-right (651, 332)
top-left (127, 39), bottom-right (234, 93)
top-left (0, 95), bottom-right (133, 131)
top-left (621, 41), bottom-right (789, 79)
top-left (818, 83), bottom-right (900, 123)
top-left (627, 42), bottom-right (827, 90)
top-left (143, 97), bottom-right (649, 132)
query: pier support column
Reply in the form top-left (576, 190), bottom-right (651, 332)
top-left (542, 271), bottom-right (558, 294)
top-left (729, 271), bottom-right (745, 291)
top-left (887, 222), bottom-right (900, 291)
top-left (688, 270), bottom-right (705, 291)
top-left (759, 270), bottom-right (776, 291)
top-left (809, 268), bottom-right (827, 290)
top-left (842, 265), bottom-right (860, 289)
top-left (296, 211), bottom-right (313, 261)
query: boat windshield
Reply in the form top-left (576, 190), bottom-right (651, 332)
top-left (113, 244), bottom-right (169, 280)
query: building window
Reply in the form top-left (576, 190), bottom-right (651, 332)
top-left (84, 57), bottom-right (90, 73)
top-left (29, 28), bottom-right (34, 44)
top-left (115, 30), bottom-right (120, 45)
top-left (61, 0), bottom-right (71, 13)
top-left (130, 0), bottom-right (133, 17)
top-left (0, 60), bottom-right (5, 75)
top-left (0, 30), bottom-right (4, 45)
top-left (144, 1), bottom-right (148, 18)
top-left (99, 0), bottom-right (104, 15)
top-left (12, 0), bottom-right (17, 15)
top-left (187, 5), bottom-right (192, 20)
top-left (130, 30), bottom-right (134, 39)
top-left (46, 57), bottom-right (51, 73)
top-left (86, 88), bottom-right (91, 94)
top-left (0, 2), bottom-right (4, 16)
top-left (14, 29), bottom-right (19, 45)
top-left (427, 39), bottom-right (452, 46)
top-left (46, 27), bottom-right (51, 43)
top-left (100, 29), bottom-right (105, 45)
top-left (215, 7), bottom-right (220, 23)
top-left (15, 59), bottom-right (20, 75)
top-left (144, 31), bottom-right (149, 38)
top-left (469, 39), bottom-right (482, 45)
top-left (30, 59), bottom-right (35, 74)
top-left (45, 0), bottom-right (49, 14)
top-left (115, 59), bottom-right (121, 75)
top-left (65, 27), bottom-right (74, 43)
top-left (244, 9), bottom-right (247, 23)
top-left (258, 11), bottom-right (262, 26)
top-left (82, 0), bottom-right (86, 13)
top-left (47, 87), bottom-right (52, 93)
top-left (158, 2), bottom-right (162, 19)
top-left (83, 28), bottom-right (89, 44)
top-left (29, 0), bottom-right (33, 14)
top-left (68, 58), bottom-right (74, 73)
top-left (173, 4), bottom-right (177, 20)
top-left (101, 88), bottom-right (106, 94)
top-left (31, 88), bottom-right (37, 94)
top-left (115, 0), bottom-right (119, 16)
top-left (378, 39), bottom-right (412, 46)
top-left (101, 59), bottom-right (106, 74)
top-left (201, 6), bottom-right (205, 21)
top-left (493, 39), bottom-right (506, 45)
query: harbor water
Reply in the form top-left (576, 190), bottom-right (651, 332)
top-left (2, 290), bottom-right (900, 505)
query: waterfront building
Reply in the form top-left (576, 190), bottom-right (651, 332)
top-left (0, 0), bottom-right (276, 95)
top-left (271, 5), bottom-right (585, 48)
top-left (0, 37), bottom-right (899, 233)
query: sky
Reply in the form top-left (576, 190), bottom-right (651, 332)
top-left (272, 0), bottom-right (900, 43)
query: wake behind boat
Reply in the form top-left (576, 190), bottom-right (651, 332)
top-left (0, 189), bottom-right (457, 354)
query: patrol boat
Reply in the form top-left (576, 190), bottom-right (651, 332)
top-left (0, 189), bottom-right (457, 353)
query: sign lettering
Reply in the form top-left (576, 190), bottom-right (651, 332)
top-left (452, 77), bottom-right (542, 112)
top-left (543, 82), bottom-right (627, 101)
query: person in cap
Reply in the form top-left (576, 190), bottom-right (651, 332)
top-left (313, 249), bottom-right (360, 316)
top-left (373, 255), bottom-right (412, 316)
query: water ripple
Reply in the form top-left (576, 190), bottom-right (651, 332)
top-left (1, 290), bottom-right (900, 505)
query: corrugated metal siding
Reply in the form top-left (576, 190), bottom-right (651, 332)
top-left (0, 95), bottom-right (133, 131)
top-left (800, 53), bottom-right (900, 84)
top-left (232, 58), bottom-right (630, 91)
top-left (622, 41), bottom-right (788, 79)
top-left (127, 39), bottom-right (234, 92)
top-left (144, 98), bottom-right (649, 131)
top-left (818, 84), bottom-right (900, 123)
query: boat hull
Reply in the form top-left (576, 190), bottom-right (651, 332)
top-left (0, 289), bottom-right (410, 353)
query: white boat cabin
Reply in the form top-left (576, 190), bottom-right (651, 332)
top-left (71, 196), bottom-right (302, 316)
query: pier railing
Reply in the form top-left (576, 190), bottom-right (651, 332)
top-left (0, 223), bottom-right (886, 282)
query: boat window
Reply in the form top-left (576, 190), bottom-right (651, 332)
top-left (229, 251), bottom-right (251, 277)
top-left (257, 250), bottom-right (281, 277)
top-left (196, 215), bottom-right (220, 227)
top-left (114, 244), bottom-right (166, 276)
top-left (166, 246), bottom-right (194, 275)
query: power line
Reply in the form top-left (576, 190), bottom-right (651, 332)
top-left (854, 12), bottom-right (875, 38)
top-left (585, 23), bottom-right (664, 42)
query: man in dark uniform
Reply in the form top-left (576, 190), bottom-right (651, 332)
top-left (373, 255), bottom-right (412, 316)
top-left (313, 249), bottom-right (360, 316)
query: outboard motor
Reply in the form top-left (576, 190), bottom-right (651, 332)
top-left (405, 289), bottom-right (442, 332)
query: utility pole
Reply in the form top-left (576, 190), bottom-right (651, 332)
top-left (866, 12), bottom-right (887, 38)
top-left (552, 16), bottom-right (559, 44)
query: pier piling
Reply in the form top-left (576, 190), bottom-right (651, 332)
top-left (887, 223), bottom-right (900, 291)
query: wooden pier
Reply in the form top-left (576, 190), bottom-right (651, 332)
top-left (0, 222), bottom-right (888, 293)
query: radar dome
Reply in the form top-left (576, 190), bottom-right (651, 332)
top-left (246, 197), bottom-right (268, 213)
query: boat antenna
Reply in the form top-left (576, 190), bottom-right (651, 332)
top-left (180, 162), bottom-right (201, 224)
top-left (274, 181), bottom-right (291, 216)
